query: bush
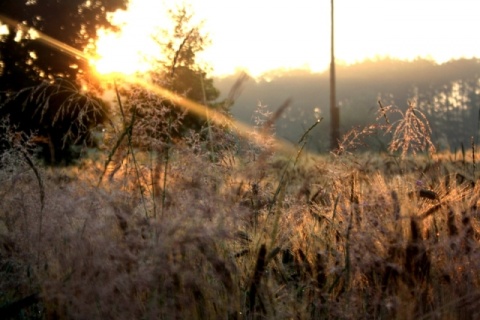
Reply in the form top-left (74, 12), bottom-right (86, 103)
top-left (0, 80), bottom-right (108, 165)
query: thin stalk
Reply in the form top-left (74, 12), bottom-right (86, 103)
top-left (161, 115), bottom-right (175, 218)
top-left (378, 100), bottom-right (390, 125)
top-left (150, 150), bottom-right (157, 219)
top-left (268, 120), bottom-right (321, 249)
top-left (98, 81), bottom-right (130, 186)
top-left (248, 244), bottom-right (267, 316)
top-left (20, 149), bottom-right (44, 266)
top-left (200, 76), bottom-right (216, 162)
top-left (268, 119), bottom-right (321, 214)
top-left (269, 183), bottom-right (285, 249)
top-left (97, 82), bottom-right (149, 219)
top-left (161, 146), bottom-right (170, 218)
top-left (114, 80), bottom-right (125, 123)
top-left (125, 109), bottom-right (149, 219)
top-left (328, 195), bottom-right (341, 251)
top-left (344, 208), bottom-right (354, 288)
top-left (97, 126), bottom-right (128, 186)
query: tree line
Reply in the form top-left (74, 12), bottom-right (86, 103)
top-left (215, 58), bottom-right (480, 152)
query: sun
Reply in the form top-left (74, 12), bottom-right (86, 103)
top-left (90, 28), bottom-right (158, 77)
top-left (90, 30), bottom-right (152, 75)
top-left (89, 1), bottom-right (175, 77)
top-left (91, 0), bottom-right (480, 79)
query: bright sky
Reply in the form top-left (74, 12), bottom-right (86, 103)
top-left (93, 0), bottom-right (480, 77)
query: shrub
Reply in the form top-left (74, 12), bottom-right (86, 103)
top-left (0, 80), bottom-right (108, 165)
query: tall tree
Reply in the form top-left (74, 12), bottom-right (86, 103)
top-left (329, 0), bottom-right (340, 150)
top-left (154, 5), bottom-right (219, 105)
top-left (0, 0), bottom-right (127, 92)
top-left (122, 4), bottom-right (223, 150)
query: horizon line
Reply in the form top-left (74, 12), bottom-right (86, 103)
top-left (210, 55), bottom-right (480, 79)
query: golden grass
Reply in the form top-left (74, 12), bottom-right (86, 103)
top-left (2, 10), bottom-right (479, 319)
top-left (1, 140), bottom-right (480, 319)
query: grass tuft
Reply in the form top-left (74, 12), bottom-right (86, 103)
top-left (1, 82), bottom-right (480, 319)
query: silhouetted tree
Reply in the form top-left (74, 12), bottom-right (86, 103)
top-left (0, 1), bottom-right (126, 164)
top-left (121, 4), bottom-right (225, 151)
top-left (155, 4), bottom-right (221, 131)
top-left (0, 0), bottom-right (127, 92)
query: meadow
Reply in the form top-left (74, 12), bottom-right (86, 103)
top-left (1, 90), bottom-right (480, 320)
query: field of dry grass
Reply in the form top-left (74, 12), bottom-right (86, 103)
top-left (1, 96), bottom-right (480, 319)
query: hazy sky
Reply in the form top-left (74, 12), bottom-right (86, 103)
top-left (94, 0), bottom-right (480, 77)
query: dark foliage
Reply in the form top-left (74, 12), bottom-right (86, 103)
top-left (0, 0), bottom-right (127, 91)
top-left (170, 66), bottom-right (222, 134)
top-left (0, 81), bottom-right (108, 165)
top-left (122, 5), bottom-right (225, 149)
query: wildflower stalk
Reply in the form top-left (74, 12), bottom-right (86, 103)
top-left (386, 101), bottom-right (436, 158)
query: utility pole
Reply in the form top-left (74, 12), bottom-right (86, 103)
top-left (329, 0), bottom-right (340, 150)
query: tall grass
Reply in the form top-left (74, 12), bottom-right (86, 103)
top-left (1, 87), bottom-right (480, 320)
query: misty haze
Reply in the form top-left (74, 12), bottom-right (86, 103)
top-left (215, 58), bottom-right (480, 152)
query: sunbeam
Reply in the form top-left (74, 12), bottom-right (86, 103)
top-left (0, 13), bottom-right (312, 159)
top-left (0, 14), bottom-right (89, 61)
